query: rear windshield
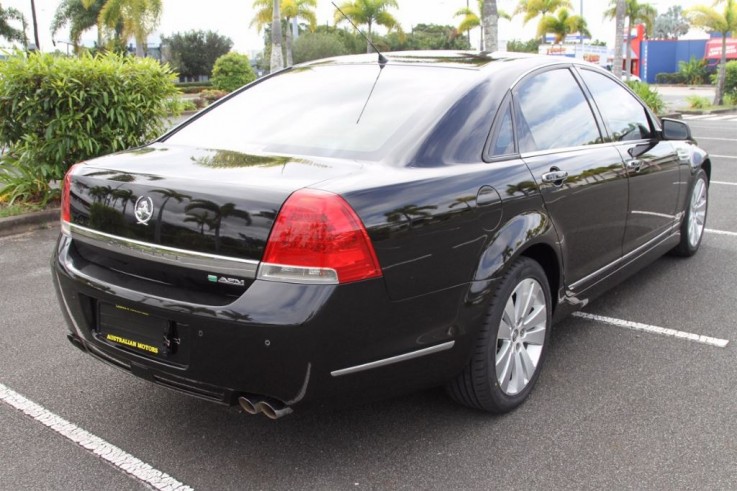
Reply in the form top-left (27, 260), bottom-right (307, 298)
top-left (164, 64), bottom-right (475, 161)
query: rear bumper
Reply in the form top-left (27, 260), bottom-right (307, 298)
top-left (52, 234), bottom-right (476, 409)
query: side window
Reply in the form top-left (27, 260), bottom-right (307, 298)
top-left (579, 69), bottom-right (653, 142)
top-left (491, 104), bottom-right (515, 156)
top-left (514, 68), bottom-right (602, 152)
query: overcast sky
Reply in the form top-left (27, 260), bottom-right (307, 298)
top-left (1, 0), bottom-right (710, 54)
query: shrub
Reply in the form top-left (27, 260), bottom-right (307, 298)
top-left (211, 52), bottom-right (256, 92)
top-left (200, 89), bottom-right (228, 103)
top-left (724, 60), bottom-right (737, 96)
top-left (0, 51), bottom-right (179, 201)
top-left (655, 72), bottom-right (686, 84)
top-left (677, 57), bottom-right (708, 85)
top-left (626, 80), bottom-right (665, 114)
top-left (686, 95), bottom-right (711, 109)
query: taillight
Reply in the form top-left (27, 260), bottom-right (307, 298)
top-left (61, 163), bottom-right (83, 234)
top-left (258, 189), bottom-right (382, 285)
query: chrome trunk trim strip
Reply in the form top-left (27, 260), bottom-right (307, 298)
top-left (331, 341), bottom-right (455, 377)
top-left (69, 223), bottom-right (259, 278)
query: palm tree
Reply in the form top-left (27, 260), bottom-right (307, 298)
top-left (51, 0), bottom-right (106, 52)
top-left (685, 0), bottom-right (737, 105)
top-left (334, 0), bottom-right (400, 53)
top-left (0, 4), bottom-right (26, 45)
top-left (456, 0), bottom-right (510, 50)
top-left (186, 200), bottom-right (252, 252)
top-left (612, 0), bottom-right (625, 78)
top-left (151, 189), bottom-right (191, 243)
top-left (82, 0), bottom-right (162, 57)
top-left (605, 0), bottom-right (657, 81)
top-left (515, 0), bottom-right (573, 41)
top-left (252, 0), bottom-right (317, 67)
top-left (537, 7), bottom-right (590, 44)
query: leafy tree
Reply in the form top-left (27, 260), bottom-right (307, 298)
top-left (653, 5), bottom-right (689, 39)
top-left (293, 32), bottom-right (349, 64)
top-left (211, 52), bottom-right (256, 92)
top-left (83, 0), bottom-right (163, 57)
top-left (685, 0), bottom-right (737, 105)
top-left (506, 38), bottom-right (540, 52)
top-left (252, 0), bottom-right (317, 67)
top-left (537, 7), bottom-right (589, 43)
top-left (387, 23), bottom-right (470, 51)
top-left (0, 4), bottom-right (26, 45)
top-left (515, 0), bottom-right (572, 41)
top-left (605, 0), bottom-right (657, 81)
top-left (163, 30), bottom-right (233, 80)
top-left (456, 0), bottom-right (510, 50)
top-left (334, 0), bottom-right (400, 53)
top-left (51, 0), bottom-right (106, 52)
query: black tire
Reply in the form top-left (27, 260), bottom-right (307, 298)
top-left (446, 257), bottom-right (552, 413)
top-left (672, 169), bottom-right (708, 257)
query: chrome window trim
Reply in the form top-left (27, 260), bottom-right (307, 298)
top-left (331, 341), bottom-right (455, 377)
top-left (69, 223), bottom-right (259, 278)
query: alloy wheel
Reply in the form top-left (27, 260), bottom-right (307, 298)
top-left (495, 278), bottom-right (547, 396)
top-left (688, 178), bottom-right (707, 249)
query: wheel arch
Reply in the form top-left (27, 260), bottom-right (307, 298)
top-left (518, 243), bottom-right (561, 315)
top-left (468, 210), bottom-right (563, 313)
top-left (701, 158), bottom-right (712, 183)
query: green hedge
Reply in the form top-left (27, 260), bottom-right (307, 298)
top-left (0, 51), bottom-right (179, 203)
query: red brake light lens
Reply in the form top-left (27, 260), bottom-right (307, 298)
top-left (61, 163), bottom-right (83, 228)
top-left (260, 189), bottom-right (382, 284)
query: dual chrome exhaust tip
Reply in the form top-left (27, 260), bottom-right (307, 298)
top-left (238, 395), bottom-right (293, 420)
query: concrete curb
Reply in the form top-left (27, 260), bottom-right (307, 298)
top-left (0, 208), bottom-right (60, 238)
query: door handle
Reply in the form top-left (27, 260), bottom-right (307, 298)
top-left (541, 170), bottom-right (568, 184)
top-left (626, 159), bottom-right (643, 171)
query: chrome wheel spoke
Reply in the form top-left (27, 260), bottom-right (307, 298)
top-left (523, 325), bottom-right (546, 345)
top-left (496, 341), bottom-right (513, 392)
top-left (519, 347), bottom-right (536, 380)
top-left (522, 305), bottom-right (546, 330)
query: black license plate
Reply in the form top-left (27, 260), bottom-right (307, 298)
top-left (98, 303), bottom-right (180, 360)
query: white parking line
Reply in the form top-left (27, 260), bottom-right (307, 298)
top-left (706, 228), bottom-right (737, 237)
top-left (711, 181), bottom-right (737, 185)
top-left (696, 137), bottom-right (737, 141)
top-left (572, 312), bottom-right (729, 347)
top-left (0, 383), bottom-right (193, 491)
top-left (710, 155), bottom-right (737, 159)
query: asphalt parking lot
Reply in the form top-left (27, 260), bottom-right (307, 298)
top-left (2, 118), bottom-right (736, 490)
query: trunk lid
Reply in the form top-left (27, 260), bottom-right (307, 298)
top-left (69, 143), bottom-right (364, 261)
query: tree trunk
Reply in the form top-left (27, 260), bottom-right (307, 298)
top-left (30, 0), bottom-right (40, 50)
top-left (624, 19), bottom-right (632, 81)
top-left (482, 0), bottom-right (498, 52)
top-left (714, 35), bottom-right (727, 106)
top-left (613, 0), bottom-right (625, 79)
top-left (270, 0), bottom-right (284, 73)
top-left (135, 36), bottom-right (145, 57)
top-left (285, 17), bottom-right (293, 67)
top-left (366, 20), bottom-right (373, 53)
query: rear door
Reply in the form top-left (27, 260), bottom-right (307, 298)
top-left (576, 68), bottom-right (681, 256)
top-left (513, 67), bottom-right (629, 288)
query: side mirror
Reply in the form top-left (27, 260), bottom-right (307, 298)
top-left (661, 118), bottom-right (693, 141)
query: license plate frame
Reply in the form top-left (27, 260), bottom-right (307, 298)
top-left (97, 303), bottom-right (185, 362)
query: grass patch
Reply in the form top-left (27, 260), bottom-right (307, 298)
top-left (0, 200), bottom-right (56, 218)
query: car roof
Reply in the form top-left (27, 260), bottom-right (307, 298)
top-left (298, 50), bottom-right (581, 73)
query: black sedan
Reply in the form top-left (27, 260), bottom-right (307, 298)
top-left (52, 51), bottom-right (710, 418)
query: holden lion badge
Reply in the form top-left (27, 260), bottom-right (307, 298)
top-left (134, 196), bottom-right (154, 225)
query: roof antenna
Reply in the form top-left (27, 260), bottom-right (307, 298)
top-left (332, 2), bottom-right (388, 67)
